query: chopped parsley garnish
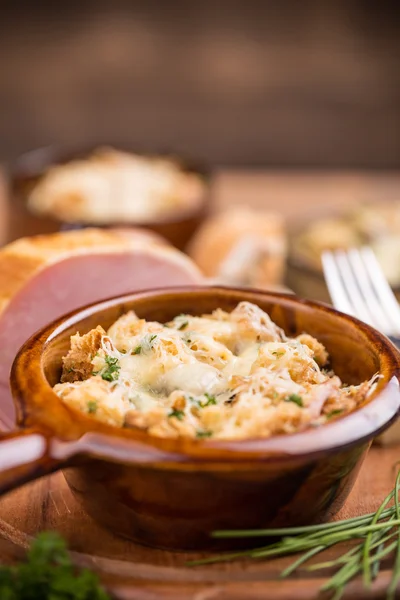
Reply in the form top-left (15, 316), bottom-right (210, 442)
top-left (196, 430), bottom-right (213, 439)
top-left (133, 334), bottom-right (158, 355)
top-left (87, 400), bottom-right (98, 414)
top-left (326, 409), bottom-right (344, 419)
top-left (200, 393), bottom-right (217, 407)
top-left (101, 355), bottom-right (120, 382)
top-left (272, 350), bottom-right (285, 358)
top-left (168, 408), bottom-right (185, 421)
top-left (175, 314), bottom-right (189, 330)
top-left (285, 393), bottom-right (304, 407)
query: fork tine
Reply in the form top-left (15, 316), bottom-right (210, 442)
top-left (332, 250), bottom-right (376, 327)
top-left (359, 247), bottom-right (400, 335)
top-left (346, 248), bottom-right (395, 335)
top-left (321, 251), bottom-right (355, 316)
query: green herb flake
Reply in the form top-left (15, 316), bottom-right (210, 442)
top-left (272, 350), bottom-right (285, 358)
top-left (101, 355), bottom-right (120, 382)
top-left (87, 400), bottom-right (98, 414)
top-left (200, 393), bottom-right (217, 408)
top-left (168, 408), bottom-right (185, 421)
top-left (175, 314), bottom-right (189, 330)
top-left (196, 429), bottom-right (213, 439)
top-left (326, 409), bottom-right (344, 419)
top-left (134, 334), bottom-right (158, 355)
top-left (285, 394), bottom-right (303, 407)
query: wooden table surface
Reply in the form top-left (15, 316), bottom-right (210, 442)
top-left (214, 169), bottom-right (400, 216)
top-left (0, 444), bottom-right (398, 599)
top-left (0, 168), bottom-right (400, 598)
top-left (2, 167), bottom-right (400, 241)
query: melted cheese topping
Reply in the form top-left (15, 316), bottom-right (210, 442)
top-left (27, 148), bottom-right (205, 224)
top-left (54, 301), bottom-right (375, 440)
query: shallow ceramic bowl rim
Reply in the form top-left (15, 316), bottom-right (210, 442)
top-left (10, 286), bottom-right (400, 464)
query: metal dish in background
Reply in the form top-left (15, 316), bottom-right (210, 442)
top-left (286, 204), bottom-right (400, 303)
top-left (7, 144), bottom-right (212, 251)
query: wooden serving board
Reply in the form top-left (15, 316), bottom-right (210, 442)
top-left (0, 168), bottom-right (399, 597)
top-left (0, 445), bottom-right (398, 599)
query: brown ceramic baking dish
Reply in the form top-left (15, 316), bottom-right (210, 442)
top-left (8, 144), bottom-right (212, 250)
top-left (2, 286), bottom-right (400, 551)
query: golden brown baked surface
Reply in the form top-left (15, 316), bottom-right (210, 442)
top-left (187, 207), bottom-right (287, 288)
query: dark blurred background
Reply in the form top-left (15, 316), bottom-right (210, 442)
top-left (0, 0), bottom-right (399, 167)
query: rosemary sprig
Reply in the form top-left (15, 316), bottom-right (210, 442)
top-left (388, 471), bottom-right (400, 599)
top-left (188, 469), bottom-right (400, 599)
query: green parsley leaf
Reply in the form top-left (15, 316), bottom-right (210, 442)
top-left (0, 531), bottom-right (109, 599)
top-left (175, 314), bottom-right (189, 330)
top-left (326, 409), bottom-right (344, 419)
top-left (133, 334), bottom-right (158, 355)
top-left (196, 430), bottom-right (213, 439)
top-left (272, 350), bottom-right (285, 358)
top-left (285, 394), bottom-right (303, 407)
top-left (87, 400), bottom-right (98, 414)
top-left (200, 393), bottom-right (217, 407)
top-left (101, 355), bottom-right (120, 382)
top-left (168, 409), bottom-right (185, 421)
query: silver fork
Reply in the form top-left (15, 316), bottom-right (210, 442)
top-left (322, 247), bottom-right (400, 347)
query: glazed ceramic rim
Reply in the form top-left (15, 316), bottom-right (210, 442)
top-left (11, 286), bottom-right (400, 462)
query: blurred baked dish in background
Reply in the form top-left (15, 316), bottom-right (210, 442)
top-left (27, 148), bottom-right (205, 224)
top-left (9, 145), bottom-right (211, 249)
top-left (288, 202), bottom-right (400, 301)
top-left (187, 207), bottom-right (287, 290)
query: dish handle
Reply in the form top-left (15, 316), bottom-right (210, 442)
top-left (0, 429), bottom-right (62, 496)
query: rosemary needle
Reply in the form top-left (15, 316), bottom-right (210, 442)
top-left (280, 545), bottom-right (326, 578)
top-left (362, 481), bottom-right (396, 587)
top-left (388, 471), bottom-right (400, 599)
top-left (212, 507), bottom-right (395, 538)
